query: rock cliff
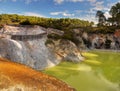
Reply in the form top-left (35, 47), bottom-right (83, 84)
top-left (0, 25), bottom-right (59, 70)
top-left (0, 37), bottom-right (59, 70)
top-left (46, 39), bottom-right (84, 62)
top-left (0, 25), bottom-right (84, 70)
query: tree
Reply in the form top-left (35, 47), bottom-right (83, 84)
top-left (109, 2), bottom-right (120, 26)
top-left (96, 11), bottom-right (106, 26)
top-left (0, 14), bottom-right (93, 30)
top-left (0, 14), bottom-right (12, 25)
top-left (107, 17), bottom-right (114, 26)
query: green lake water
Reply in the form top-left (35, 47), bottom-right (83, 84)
top-left (43, 51), bottom-right (120, 91)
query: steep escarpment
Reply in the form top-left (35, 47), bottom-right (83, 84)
top-left (0, 25), bottom-right (59, 70)
top-left (0, 58), bottom-right (76, 91)
top-left (0, 37), bottom-right (58, 70)
top-left (0, 25), bottom-right (84, 70)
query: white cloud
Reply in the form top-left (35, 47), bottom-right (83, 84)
top-left (91, 1), bottom-right (119, 12)
top-left (63, 12), bottom-right (74, 17)
top-left (92, 1), bottom-right (104, 11)
top-left (105, 1), bottom-right (120, 12)
top-left (87, 0), bottom-right (96, 3)
top-left (54, 0), bottom-right (100, 4)
top-left (78, 14), bottom-right (98, 24)
top-left (104, 12), bottom-right (112, 19)
top-left (54, 0), bottom-right (84, 4)
top-left (50, 12), bottom-right (62, 15)
top-left (50, 11), bottom-right (74, 17)
top-left (54, 0), bottom-right (64, 4)
top-left (25, 0), bottom-right (39, 4)
top-left (75, 8), bottom-right (96, 16)
top-left (24, 12), bottom-right (46, 17)
top-left (67, 0), bottom-right (84, 2)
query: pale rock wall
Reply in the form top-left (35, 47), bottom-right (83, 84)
top-left (46, 39), bottom-right (84, 62)
top-left (0, 25), bottom-right (84, 70)
top-left (0, 37), bottom-right (59, 70)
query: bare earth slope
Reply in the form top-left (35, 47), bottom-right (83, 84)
top-left (0, 58), bottom-right (76, 91)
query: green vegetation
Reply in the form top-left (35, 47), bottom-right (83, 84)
top-left (94, 2), bottom-right (120, 33)
top-left (45, 39), bottom-right (54, 45)
top-left (96, 10), bottom-right (106, 26)
top-left (44, 51), bottom-right (120, 91)
top-left (0, 14), bottom-right (94, 43)
top-left (0, 2), bottom-right (120, 34)
top-left (109, 2), bottom-right (120, 26)
top-left (96, 3), bottom-right (120, 27)
top-left (0, 14), bottom-right (93, 30)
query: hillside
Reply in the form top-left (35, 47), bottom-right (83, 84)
top-left (0, 58), bottom-right (76, 91)
top-left (0, 14), bottom-right (93, 30)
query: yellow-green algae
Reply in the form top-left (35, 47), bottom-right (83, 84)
top-left (44, 51), bottom-right (120, 91)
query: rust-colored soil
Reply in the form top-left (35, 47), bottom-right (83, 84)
top-left (0, 58), bottom-right (76, 91)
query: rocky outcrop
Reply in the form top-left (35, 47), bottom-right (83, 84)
top-left (73, 29), bottom-right (86, 49)
top-left (0, 25), bottom-right (59, 70)
top-left (0, 58), bottom-right (76, 91)
top-left (0, 25), bottom-right (84, 70)
top-left (46, 39), bottom-right (84, 62)
top-left (0, 37), bottom-right (59, 70)
top-left (0, 25), bottom-right (47, 35)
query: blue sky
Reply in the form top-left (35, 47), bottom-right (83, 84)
top-left (0, 0), bottom-right (120, 23)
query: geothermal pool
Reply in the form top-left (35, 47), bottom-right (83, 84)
top-left (43, 51), bottom-right (120, 91)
